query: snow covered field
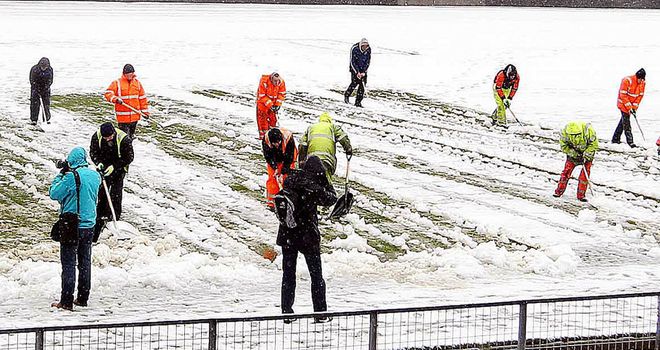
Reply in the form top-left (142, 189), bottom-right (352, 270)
top-left (0, 2), bottom-right (659, 329)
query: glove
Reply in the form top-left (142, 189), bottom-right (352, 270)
top-left (271, 105), bottom-right (280, 113)
top-left (584, 152), bottom-right (594, 162)
top-left (569, 156), bottom-right (584, 165)
top-left (346, 150), bottom-right (353, 161)
top-left (96, 163), bottom-right (105, 171)
top-left (114, 98), bottom-right (123, 105)
top-left (629, 109), bottom-right (636, 116)
top-left (142, 111), bottom-right (150, 119)
top-left (503, 99), bottom-right (511, 108)
top-left (103, 165), bottom-right (114, 177)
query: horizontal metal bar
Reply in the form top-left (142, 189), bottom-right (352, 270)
top-left (1, 290), bottom-right (658, 334)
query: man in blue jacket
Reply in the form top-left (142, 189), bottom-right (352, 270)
top-left (343, 38), bottom-right (371, 108)
top-left (49, 147), bottom-right (101, 310)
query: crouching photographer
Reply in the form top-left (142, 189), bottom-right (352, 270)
top-left (49, 147), bottom-right (101, 310)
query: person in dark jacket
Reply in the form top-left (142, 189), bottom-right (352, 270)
top-left (343, 38), bottom-right (371, 108)
top-left (276, 155), bottom-right (337, 323)
top-left (89, 122), bottom-right (134, 240)
top-left (262, 127), bottom-right (298, 208)
top-left (49, 147), bottom-right (102, 310)
top-left (29, 57), bottom-right (53, 124)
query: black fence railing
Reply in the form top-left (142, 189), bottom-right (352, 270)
top-left (1, 292), bottom-right (658, 349)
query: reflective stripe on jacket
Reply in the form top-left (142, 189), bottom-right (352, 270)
top-left (299, 113), bottom-right (351, 174)
top-left (257, 74), bottom-right (286, 112)
top-left (617, 75), bottom-right (645, 112)
top-left (104, 76), bottom-right (148, 123)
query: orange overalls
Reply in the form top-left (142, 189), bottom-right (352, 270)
top-left (256, 74), bottom-right (286, 139)
top-left (263, 128), bottom-right (297, 207)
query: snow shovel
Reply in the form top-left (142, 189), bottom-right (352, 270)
top-left (328, 158), bottom-right (354, 219)
top-left (100, 176), bottom-right (137, 240)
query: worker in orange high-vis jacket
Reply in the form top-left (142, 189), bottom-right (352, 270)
top-left (262, 127), bottom-right (297, 209)
top-left (104, 64), bottom-right (149, 139)
top-left (612, 68), bottom-right (645, 148)
top-left (256, 72), bottom-right (286, 140)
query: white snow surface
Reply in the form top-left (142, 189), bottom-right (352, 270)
top-left (0, 2), bottom-right (659, 329)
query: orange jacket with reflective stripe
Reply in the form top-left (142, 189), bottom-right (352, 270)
top-left (104, 76), bottom-right (148, 123)
top-left (617, 75), bottom-right (645, 113)
top-left (493, 70), bottom-right (520, 99)
top-left (257, 75), bottom-right (286, 112)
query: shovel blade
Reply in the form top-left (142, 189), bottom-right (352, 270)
top-left (102, 221), bottom-right (139, 241)
top-left (329, 192), bottom-right (354, 219)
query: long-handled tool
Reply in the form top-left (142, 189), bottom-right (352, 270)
top-left (100, 176), bottom-right (137, 240)
top-left (631, 112), bottom-right (646, 142)
top-left (582, 165), bottom-right (594, 197)
top-left (122, 103), bottom-right (162, 129)
top-left (329, 157), bottom-right (354, 219)
top-left (506, 106), bottom-right (524, 127)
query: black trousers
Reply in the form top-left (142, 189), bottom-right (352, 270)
top-left (344, 72), bottom-right (367, 105)
top-left (94, 172), bottom-right (125, 239)
top-left (118, 122), bottom-right (138, 139)
top-left (30, 88), bottom-right (51, 122)
top-left (612, 111), bottom-right (634, 145)
top-left (281, 246), bottom-right (327, 314)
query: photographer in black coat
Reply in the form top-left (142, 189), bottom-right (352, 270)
top-left (277, 155), bottom-right (337, 322)
top-left (29, 57), bottom-right (53, 124)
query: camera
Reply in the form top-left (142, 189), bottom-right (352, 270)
top-left (55, 159), bottom-right (70, 172)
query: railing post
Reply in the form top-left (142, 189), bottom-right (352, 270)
top-left (35, 330), bottom-right (44, 350)
top-left (518, 302), bottom-right (527, 350)
top-left (368, 312), bottom-right (378, 350)
top-left (208, 320), bottom-right (217, 350)
top-left (656, 295), bottom-right (660, 350)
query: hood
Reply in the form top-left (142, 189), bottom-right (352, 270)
top-left (565, 122), bottom-right (586, 135)
top-left (38, 57), bottom-right (50, 67)
top-left (303, 155), bottom-right (326, 176)
top-left (66, 147), bottom-right (89, 168)
top-left (504, 64), bottom-right (517, 79)
top-left (319, 112), bottom-right (333, 123)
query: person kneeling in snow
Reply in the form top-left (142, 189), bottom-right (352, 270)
top-left (553, 121), bottom-right (598, 202)
top-left (49, 147), bottom-right (101, 310)
top-left (277, 156), bottom-right (337, 323)
top-left (262, 127), bottom-right (298, 209)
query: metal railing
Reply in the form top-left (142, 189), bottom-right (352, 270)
top-left (1, 292), bottom-right (658, 349)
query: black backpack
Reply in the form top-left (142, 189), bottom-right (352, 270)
top-left (274, 188), bottom-right (301, 229)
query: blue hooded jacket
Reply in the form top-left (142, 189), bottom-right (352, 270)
top-left (349, 40), bottom-right (371, 74)
top-left (49, 147), bottom-right (102, 229)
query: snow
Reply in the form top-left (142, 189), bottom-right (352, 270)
top-left (0, 1), bottom-right (659, 330)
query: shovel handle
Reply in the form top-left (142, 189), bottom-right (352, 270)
top-left (101, 177), bottom-right (120, 233)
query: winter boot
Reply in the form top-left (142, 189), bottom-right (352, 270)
top-left (73, 298), bottom-right (88, 307)
top-left (628, 143), bottom-right (637, 148)
top-left (354, 101), bottom-right (363, 108)
top-left (314, 316), bottom-right (333, 324)
top-left (343, 94), bottom-right (350, 104)
top-left (51, 302), bottom-right (73, 311)
top-left (578, 197), bottom-right (588, 202)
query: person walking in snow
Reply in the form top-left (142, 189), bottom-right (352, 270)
top-left (343, 38), bottom-right (371, 108)
top-left (104, 64), bottom-right (149, 139)
top-left (277, 155), bottom-right (337, 323)
top-left (89, 122), bottom-right (134, 241)
top-left (298, 112), bottom-right (352, 182)
top-left (553, 121), bottom-right (598, 202)
top-left (492, 64), bottom-right (520, 127)
top-left (49, 147), bottom-right (101, 310)
top-left (262, 127), bottom-right (298, 209)
top-left (29, 57), bottom-right (53, 125)
top-left (256, 72), bottom-right (286, 140)
top-left (612, 68), bottom-right (645, 148)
